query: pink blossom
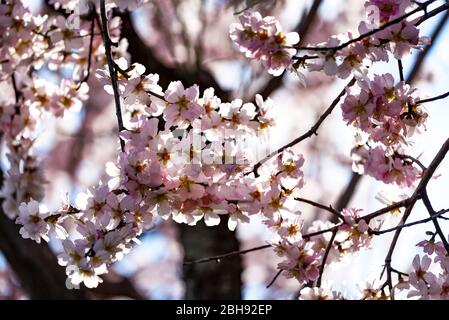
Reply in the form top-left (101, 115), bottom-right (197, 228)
top-left (164, 81), bottom-right (204, 126)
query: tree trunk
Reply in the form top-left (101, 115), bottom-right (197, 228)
top-left (179, 218), bottom-right (242, 299)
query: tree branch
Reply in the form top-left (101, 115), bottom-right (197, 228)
top-left (334, 173), bottom-right (362, 213)
top-left (397, 59), bottom-right (405, 82)
top-left (266, 270), bottom-right (283, 288)
top-left (295, 197), bottom-right (345, 221)
top-left (99, 0), bottom-right (125, 151)
top-left (358, 198), bottom-right (412, 222)
top-left (251, 77), bottom-right (356, 176)
top-left (384, 136), bottom-right (449, 296)
top-left (183, 244), bottom-right (271, 265)
top-left (421, 190), bottom-right (449, 253)
top-left (316, 228), bottom-right (337, 287)
top-left (293, 0), bottom-right (444, 52)
top-left (418, 90), bottom-right (449, 104)
top-left (370, 208), bottom-right (449, 235)
top-left (115, 10), bottom-right (231, 101)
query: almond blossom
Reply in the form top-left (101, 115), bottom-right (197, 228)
top-left (229, 11), bottom-right (300, 76)
top-left (16, 200), bottom-right (50, 244)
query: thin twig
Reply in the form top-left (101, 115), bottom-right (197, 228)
top-left (397, 60), bottom-right (405, 82)
top-left (11, 73), bottom-right (20, 104)
top-left (414, 1), bottom-right (449, 25)
top-left (266, 270), bottom-right (283, 288)
top-left (183, 244), bottom-right (272, 265)
top-left (397, 154), bottom-right (426, 171)
top-left (418, 90), bottom-right (449, 104)
top-left (302, 225), bottom-right (339, 239)
top-left (357, 199), bottom-right (412, 222)
top-left (295, 197), bottom-right (345, 221)
top-left (316, 228), bottom-right (337, 287)
top-left (370, 208), bottom-right (449, 235)
top-left (251, 77), bottom-right (356, 176)
top-left (186, 196), bottom-right (415, 266)
top-left (421, 190), bottom-right (449, 253)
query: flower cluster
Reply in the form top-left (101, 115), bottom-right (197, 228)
top-left (396, 240), bottom-right (449, 299)
top-left (305, 1), bottom-right (426, 79)
top-left (365, 0), bottom-right (411, 24)
top-left (338, 208), bottom-right (375, 252)
top-left (0, 0), bottom-right (104, 221)
top-left (343, 73), bottom-right (426, 187)
top-left (13, 56), bottom-right (306, 287)
top-left (229, 11), bottom-right (300, 76)
top-left (342, 74), bottom-right (426, 146)
top-left (230, 2), bottom-right (425, 79)
top-left (352, 145), bottom-right (419, 187)
top-left (271, 207), bottom-right (379, 287)
top-left (0, 140), bottom-right (47, 218)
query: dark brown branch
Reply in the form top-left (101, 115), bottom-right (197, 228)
top-left (414, 0), bottom-right (449, 25)
top-left (370, 208), bottom-right (449, 235)
top-left (266, 270), bottom-right (283, 288)
top-left (251, 77), bottom-right (356, 176)
top-left (359, 198), bottom-right (412, 222)
top-left (384, 137), bottom-right (449, 296)
top-left (11, 73), bottom-right (20, 104)
top-left (183, 244), bottom-right (271, 265)
top-left (188, 195), bottom-right (415, 266)
top-left (99, 0), bottom-right (125, 151)
top-left (115, 10), bottom-right (230, 101)
top-left (397, 59), bottom-right (405, 82)
top-left (295, 197), bottom-right (345, 221)
top-left (421, 190), bottom-right (449, 253)
top-left (316, 228), bottom-right (337, 287)
top-left (303, 225), bottom-right (339, 239)
top-left (334, 173), bottom-right (362, 212)
top-left (418, 90), bottom-right (449, 104)
top-left (398, 154), bottom-right (426, 171)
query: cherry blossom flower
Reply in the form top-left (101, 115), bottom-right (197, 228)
top-left (366, 0), bottom-right (410, 23)
top-left (16, 200), bottom-right (50, 243)
top-left (164, 81), bottom-right (204, 127)
top-left (230, 11), bottom-right (300, 76)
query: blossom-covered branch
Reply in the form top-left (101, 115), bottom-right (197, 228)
top-left (2, 0), bottom-right (449, 300)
